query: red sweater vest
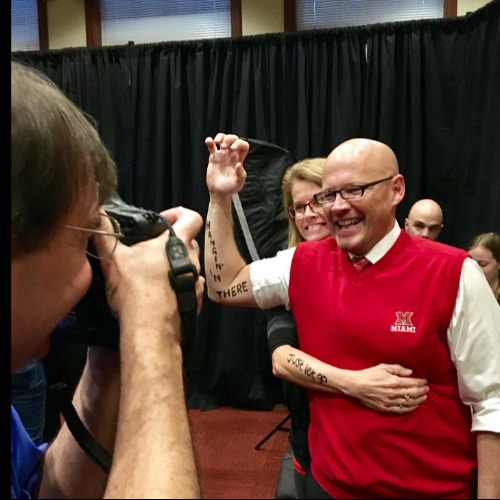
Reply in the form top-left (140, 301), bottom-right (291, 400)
top-left (288, 231), bottom-right (475, 499)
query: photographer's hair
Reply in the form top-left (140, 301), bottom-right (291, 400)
top-left (11, 60), bottom-right (117, 257)
top-left (281, 157), bottom-right (326, 248)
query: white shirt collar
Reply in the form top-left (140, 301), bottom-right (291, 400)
top-left (348, 220), bottom-right (401, 264)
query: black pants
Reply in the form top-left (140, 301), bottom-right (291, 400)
top-left (304, 470), bottom-right (477, 499)
top-left (304, 472), bottom-right (334, 499)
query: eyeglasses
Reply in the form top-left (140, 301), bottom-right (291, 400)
top-left (59, 213), bottom-right (124, 260)
top-left (313, 175), bottom-right (394, 205)
top-left (288, 200), bottom-right (323, 219)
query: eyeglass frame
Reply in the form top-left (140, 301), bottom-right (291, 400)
top-left (288, 200), bottom-right (324, 219)
top-left (313, 175), bottom-right (395, 205)
top-left (59, 212), bottom-right (124, 260)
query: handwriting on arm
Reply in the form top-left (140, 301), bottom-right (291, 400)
top-left (286, 353), bottom-right (328, 385)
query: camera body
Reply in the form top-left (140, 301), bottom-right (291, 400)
top-left (53, 194), bottom-right (170, 349)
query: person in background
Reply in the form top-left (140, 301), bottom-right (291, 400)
top-left (269, 158), bottom-right (428, 499)
top-left (467, 232), bottom-right (500, 304)
top-left (11, 360), bottom-right (47, 446)
top-left (404, 198), bottom-right (444, 241)
top-left (204, 133), bottom-right (500, 499)
top-left (12, 60), bottom-right (204, 499)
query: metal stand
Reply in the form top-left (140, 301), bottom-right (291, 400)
top-left (254, 412), bottom-right (291, 450)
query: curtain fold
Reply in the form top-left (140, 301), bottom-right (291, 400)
top-left (12, 1), bottom-right (500, 411)
top-left (13, 46), bottom-right (136, 202)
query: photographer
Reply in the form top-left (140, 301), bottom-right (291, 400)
top-left (11, 60), bottom-right (204, 499)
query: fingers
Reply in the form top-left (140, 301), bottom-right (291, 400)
top-left (365, 381), bottom-right (430, 414)
top-left (383, 363), bottom-right (413, 377)
top-left (407, 385), bottom-right (429, 398)
top-left (195, 276), bottom-right (205, 315)
top-left (205, 136), bottom-right (217, 154)
top-left (394, 386), bottom-right (429, 413)
top-left (205, 133), bottom-right (250, 154)
top-left (160, 207), bottom-right (204, 242)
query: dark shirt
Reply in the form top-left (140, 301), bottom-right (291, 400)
top-left (267, 305), bottom-right (311, 472)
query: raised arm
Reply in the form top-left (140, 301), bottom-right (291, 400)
top-left (268, 307), bottom-right (429, 414)
top-left (204, 133), bottom-right (257, 307)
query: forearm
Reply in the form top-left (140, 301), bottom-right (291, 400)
top-left (272, 345), bottom-right (349, 394)
top-left (477, 431), bottom-right (500, 498)
top-left (38, 348), bottom-right (121, 499)
top-left (205, 196), bottom-right (255, 306)
top-left (104, 309), bottom-right (200, 498)
top-left (272, 345), bottom-right (429, 413)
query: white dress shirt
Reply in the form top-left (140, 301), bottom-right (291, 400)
top-left (250, 221), bottom-right (500, 433)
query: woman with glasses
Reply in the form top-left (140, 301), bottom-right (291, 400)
top-left (269, 158), bottom-right (429, 499)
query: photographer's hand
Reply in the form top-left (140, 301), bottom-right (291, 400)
top-left (160, 206), bottom-right (205, 315)
top-left (91, 206), bottom-right (203, 498)
top-left (95, 206), bottom-right (203, 325)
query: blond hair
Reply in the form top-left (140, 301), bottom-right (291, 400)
top-left (281, 158), bottom-right (325, 248)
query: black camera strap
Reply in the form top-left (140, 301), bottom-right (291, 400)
top-left (165, 220), bottom-right (199, 348)
top-left (51, 382), bottom-right (113, 473)
top-left (53, 221), bottom-right (198, 475)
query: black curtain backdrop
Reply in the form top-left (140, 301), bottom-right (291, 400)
top-left (12, 0), bottom-right (500, 411)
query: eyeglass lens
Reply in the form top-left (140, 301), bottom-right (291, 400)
top-left (289, 201), bottom-right (322, 218)
top-left (86, 213), bottom-right (120, 260)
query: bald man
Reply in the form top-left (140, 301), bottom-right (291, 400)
top-left (405, 198), bottom-right (443, 241)
top-left (204, 134), bottom-right (500, 499)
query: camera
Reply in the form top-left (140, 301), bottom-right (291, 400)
top-left (52, 193), bottom-right (197, 350)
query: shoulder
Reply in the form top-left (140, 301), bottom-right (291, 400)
top-left (405, 233), bottom-right (468, 262)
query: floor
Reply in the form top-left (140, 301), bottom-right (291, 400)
top-left (188, 406), bottom-right (290, 499)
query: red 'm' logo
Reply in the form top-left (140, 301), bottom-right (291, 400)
top-left (395, 311), bottom-right (414, 325)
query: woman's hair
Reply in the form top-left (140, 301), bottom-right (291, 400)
top-left (466, 231), bottom-right (500, 303)
top-left (11, 60), bottom-right (117, 257)
top-left (281, 157), bottom-right (325, 248)
top-left (467, 232), bottom-right (500, 261)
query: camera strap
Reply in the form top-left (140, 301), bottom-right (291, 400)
top-left (165, 220), bottom-right (199, 348)
top-left (54, 220), bottom-right (198, 475)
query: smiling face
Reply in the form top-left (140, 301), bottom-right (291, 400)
top-left (321, 139), bottom-right (405, 255)
top-left (291, 179), bottom-right (330, 242)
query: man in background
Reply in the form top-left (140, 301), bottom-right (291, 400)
top-left (405, 198), bottom-right (443, 241)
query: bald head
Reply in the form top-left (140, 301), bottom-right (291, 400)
top-left (327, 138), bottom-right (399, 179)
top-left (405, 199), bottom-right (443, 241)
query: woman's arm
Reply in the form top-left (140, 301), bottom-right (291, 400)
top-left (268, 306), bottom-right (428, 413)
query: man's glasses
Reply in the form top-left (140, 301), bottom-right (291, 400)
top-left (313, 175), bottom-right (394, 205)
top-left (59, 213), bottom-right (124, 260)
top-left (288, 200), bottom-right (323, 219)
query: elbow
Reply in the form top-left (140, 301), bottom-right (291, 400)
top-left (271, 352), bottom-right (286, 379)
top-left (206, 285), bottom-right (221, 303)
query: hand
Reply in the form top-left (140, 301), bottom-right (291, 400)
top-left (345, 364), bottom-right (429, 414)
top-left (95, 206), bottom-right (204, 323)
top-left (160, 206), bottom-right (205, 315)
top-left (205, 133), bottom-right (249, 197)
